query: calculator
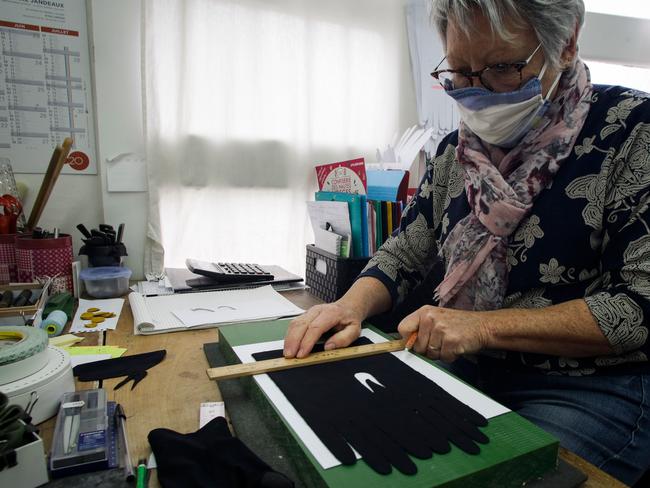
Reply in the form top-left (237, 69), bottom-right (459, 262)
top-left (185, 259), bottom-right (275, 283)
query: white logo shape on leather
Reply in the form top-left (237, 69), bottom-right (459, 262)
top-left (354, 372), bottom-right (385, 393)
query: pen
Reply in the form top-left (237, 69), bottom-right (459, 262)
top-left (116, 223), bottom-right (125, 244)
top-left (115, 403), bottom-right (135, 481)
top-left (76, 223), bottom-right (92, 239)
top-left (404, 331), bottom-right (417, 350)
top-left (136, 458), bottom-right (148, 488)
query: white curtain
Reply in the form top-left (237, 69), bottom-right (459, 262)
top-left (143, 0), bottom-right (416, 275)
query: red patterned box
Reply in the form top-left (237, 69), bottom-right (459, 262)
top-left (0, 233), bottom-right (17, 284)
top-left (15, 235), bottom-right (73, 293)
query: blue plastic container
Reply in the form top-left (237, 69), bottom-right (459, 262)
top-left (79, 266), bottom-right (132, 298)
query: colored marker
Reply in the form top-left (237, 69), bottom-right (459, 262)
top-left (136, 458), bottom-right (147, 488)
top-left (405, 331), bottom-right (418, 350)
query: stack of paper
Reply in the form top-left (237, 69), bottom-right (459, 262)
top-left (307, 201), bottom-right (352, 257)
top-left (375, 124), bottom-right (433, 172)
top-left (314, 191), bottom-right (368, 258)
top-left (129, 285), bottom-right (304, 335)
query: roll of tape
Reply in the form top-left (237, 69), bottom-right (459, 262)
top-left (0, 326), bottom-right (49, 385)
top-left (41, 310), bottom-right (67, 337)
top-left (3, 346), bottom-right (74, 423)
top-left (0, 326), bottom-right (48, 365)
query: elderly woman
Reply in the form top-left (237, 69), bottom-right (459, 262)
top-left (284, 0), bottom-right (650, 484)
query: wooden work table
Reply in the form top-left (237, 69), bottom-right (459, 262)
top-left (37, 290), bottom-right (626, 488)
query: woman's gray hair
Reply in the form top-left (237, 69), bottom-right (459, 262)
top-left (431, 0), bottom-right (585, 69)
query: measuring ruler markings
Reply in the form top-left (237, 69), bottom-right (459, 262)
top-left (106, 401), bottom-right (119, 469)
top-left (206, 338), bottom-right (408, 381)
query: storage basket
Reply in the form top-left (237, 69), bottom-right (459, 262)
top-left (305, 244), bottom-right (370, 303)
top-left (15, 235), bottom-right (73, 293)
top-left (0, 233), bottom-right (17, 283)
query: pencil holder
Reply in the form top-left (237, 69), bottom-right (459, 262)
top-left (78, 243), bottom-right (127, 267)
top-left (15, 235), bottom-right (73, 293)
top-left (305, 244), bottom-right (370, 303)
top-left (0, 233), bottom-right (17, 284)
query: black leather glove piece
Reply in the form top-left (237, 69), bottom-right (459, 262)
top-left (253, 338), bottom-right (489, 476)
top-left (73, 350), bottom-right (166, 390)
top-left (148, 416), bottom-right (294, 488)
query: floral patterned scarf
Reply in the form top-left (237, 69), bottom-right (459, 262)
top-left (435, 59), bottom-right (593, 310)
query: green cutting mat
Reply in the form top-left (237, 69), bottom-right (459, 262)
top-left (218, 319), bottom-right (559, 488)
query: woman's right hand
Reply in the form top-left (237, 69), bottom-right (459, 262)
top-left (283, 302), bottom-right (364, 358)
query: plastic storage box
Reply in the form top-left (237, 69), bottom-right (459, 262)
top-left (50, 389), bottom-right (111, 478)
top-left (305, 245), bottom-right (370, 303)
top-left (80, 266), bottom-right (132, 298)
top-left (0, 421), bottom-right (49, 488)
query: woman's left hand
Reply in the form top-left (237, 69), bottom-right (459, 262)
top-left (398, 305), bottom-right (491, 362)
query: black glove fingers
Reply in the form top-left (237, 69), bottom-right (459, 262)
top-left (347, 419), bottom-right (417, 476)
top-left (429, 385), bottom-right (489, 427)
top-left (307, 419), bottom-right (358, 466)
top-left (426, 402), bottom-right (489, 445)
top-left (401, 411), bottom-right (451, 455)
top-left (378, 413), bottom-right (433, 460)
top-left (415, 406), bottom-right (482, 455)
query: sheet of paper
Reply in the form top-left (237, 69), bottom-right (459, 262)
top-left (313, 227), bottom-right (342, 256)
top-left (131, 286), bottom-right (304, 334)
top-left (199, 402), bottom-right (225, 428)
top-left (306, 201), bottom-right (352, 238)
top-left (233, 329), bottom-right (510, 470)
top-left (49, 333), bottom-right (83, 347)
top-left (70, 298), bottom-right (125, 333)
top-left (69, 354), bottom-right (111, 368)
top-left (63, 346), bottom-right (126, 358)
top-left (106, 152), bottom-right (148, 192)
top-left (171, 287), bottom-right (304, 327)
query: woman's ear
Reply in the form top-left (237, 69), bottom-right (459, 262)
top-left (560, 23), bottom-right (580, 69)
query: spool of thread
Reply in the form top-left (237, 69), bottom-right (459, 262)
top-left (41, 310), bottom-right (67, 337)
top-left (12, 289), bottom-right (32, 307)
top-left (0, 290), bottom-right (13, 308)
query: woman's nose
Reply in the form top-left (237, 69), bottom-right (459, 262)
top-left (468, 74), bottom-right (488, 90)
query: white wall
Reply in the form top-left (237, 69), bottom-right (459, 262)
top-left (580, 12), bottom-right (650, 68)
top-left (88, 0), bottom-right (147, 279)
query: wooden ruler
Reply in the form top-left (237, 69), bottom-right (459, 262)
top-left (206, 338), bottom-right (408, 381)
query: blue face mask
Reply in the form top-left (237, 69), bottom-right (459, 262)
top-left (446, 61), bottom-right (561, 148)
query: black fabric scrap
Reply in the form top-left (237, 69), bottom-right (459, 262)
top-left (148, 416), bottom-right (294, 488)
top-left (72, 350), bottom-right (166, 390)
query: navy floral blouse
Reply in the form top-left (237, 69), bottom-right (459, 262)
top-left (360, 85), bottom-right (650, 375)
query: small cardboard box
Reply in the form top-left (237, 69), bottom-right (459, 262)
top-left (0, 281), bottom-right (51, 327)
top-left (0, 423), bottom-right (49, 488)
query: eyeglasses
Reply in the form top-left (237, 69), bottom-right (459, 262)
top-left (431, 43), bottom-right (542, 93)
